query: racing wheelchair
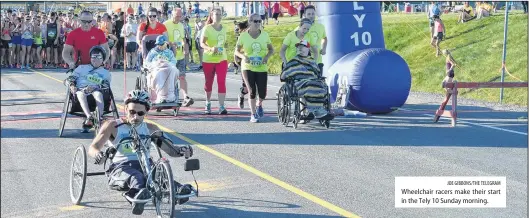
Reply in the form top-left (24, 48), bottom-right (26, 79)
top-left (276, 76), bottom-right (334, 129)
top-left (136, 34), bottom-right (182, 116)
top-left (69, 123), bottom-right (200, 217)
top-left (58, 69), bottom-right (120, 137)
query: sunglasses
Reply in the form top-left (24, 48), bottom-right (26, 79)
top-left (149, 15), bottom-right (157, 18)
top-left (91, 55), bottom-right (103, 59)
top-left (129, 110), bottom-right (146, 116)
top-left (252, 20), bottom-right (262, 23)
top-left (80, 20), bottom-right (92, 24)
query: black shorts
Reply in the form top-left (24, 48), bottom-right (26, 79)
top-left (447, 70), bottom-right (454, 78)
top-left (126, 42), bottom-right (138, 53)
top-left (260, 15), bottom-right (266, 20)
top-left (435, 32), bottom-right (443, 41)
top-left (273, 13), bottom-right (279, 19)
top-left (194, 38), bottom-right (202, 50)
top-left (46, 39), bottom-right (58, 48)
top-left (117, 38), bottom-right (125, 51)
top-left (1, 39), bottom-right (9, 49)
top-left (186, 38), bottom-right (192, 51)
top-left (243, 70), bottom-right (268, 100)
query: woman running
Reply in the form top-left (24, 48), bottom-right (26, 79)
top-left (235, 13), bottom-right (274, 122)
top-left (280, 18), bottom-right (318, 66)
top-left (200, 8), bottom-right (228, 115)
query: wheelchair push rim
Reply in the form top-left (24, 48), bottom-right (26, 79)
top-left (59, 86), bottom-right (72, 137)
top-left (153, 160), bottom-right (175, 218)
top-left (69, 145), bottom-right (87, 205)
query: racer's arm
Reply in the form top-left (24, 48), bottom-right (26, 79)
top-left (279, 44), bottom-right (288, 65)
top-left (147, 123), bottom-right (189, 157)
top-left (311, 46), bottom-right (318, 62)
top-left (100, 42), bottom-right (110, 64)
top-left (234, 44), bottom-right (248, 61)
top-left (88, 120), bottom-right (117, 158)
top-left (321, 36), bottom-right (327, 55)
top-left (62, 44), bottom-right (76, 69)
top-left (264, 40), bottom-right (274, 63)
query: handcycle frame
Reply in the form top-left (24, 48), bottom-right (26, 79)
top-left (69, 122), bottom-right (199, 217)
top-left (136, 34), bottom-right (182, 116)
top-left (276, 77), bottom-right (332, 129)
top-left (59, 68), bottom-right (120, 137)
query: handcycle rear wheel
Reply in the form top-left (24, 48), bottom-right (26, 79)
top-left (58, 86), bottom-right (71, 137)
top-left (69, 145), bottom-right (87, 205)
top-left (154, 160), bottom-right (175, 218)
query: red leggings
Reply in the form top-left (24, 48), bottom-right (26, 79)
top-left (203, 60), bottom-right (228, 93)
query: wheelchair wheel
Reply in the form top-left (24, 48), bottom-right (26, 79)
top-left (154, 159), bottom-right (175, 218)
top-left (93, 110), bottom-right (101, 135)
top-left (59, 87), bottom-right (72, 137)
top-left (320, 119), bottom-right (330, 129)
top-left (173, 108), bottom-right (179, 116)
top-left (69, 145), bottom-right (87, 205)
top-left (109, 90), bottom-right (120, 119)
top-left (276, 88), bottom-right (288, 125)
top-left (292, 98), bottom-right (300, 129)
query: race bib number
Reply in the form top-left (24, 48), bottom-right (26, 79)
top-left (249, 56), bottom-right (263, 66)
top-left (87, 74), bottom-right (103, 84)
top-left (215, 47), bottom-right (224, 55)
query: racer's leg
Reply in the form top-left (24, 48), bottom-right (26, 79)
top-left (216, 60), bottom-right (228, 113)
top-left (92, 91), bottom-right (105, 120)
top-left (242, 70), bottom-right (257, 116)
top-left (75, 91), bottom-right (92, 119)
top-left (255, 71), bottom-right (268, 117)
top-left (177, 59), bottom-right (194, 106)
top-left (202, 62), bottom-right (215, 101)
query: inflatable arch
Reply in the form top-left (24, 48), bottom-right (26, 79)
top-left (316, 2), bottom-right (411, 114)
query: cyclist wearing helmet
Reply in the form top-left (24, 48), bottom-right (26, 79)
top-left (87, 89), bottom-right (194, 215)
top-left (65, 45), bottom-right (111, 130)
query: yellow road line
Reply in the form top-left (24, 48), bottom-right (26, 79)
top-left (58, 205), bottom-right (85, 211)
top-left (32, 69), bottom-right (361, 218)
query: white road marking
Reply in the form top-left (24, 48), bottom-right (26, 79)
top-left (399, 109), bottom-right (528, 136)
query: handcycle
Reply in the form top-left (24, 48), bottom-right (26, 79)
top-left (276, 77), bottom-right (333, 129)
top-left (69, 122), bottom-right (200, 217)
top-left (136, 34), bottom-right (182, 116)
top-left (59, 69), bottom-right (120, 137)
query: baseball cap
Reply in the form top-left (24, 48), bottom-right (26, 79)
top-left (295, 40), bottom-right (310, 48)
top-left (155, 35), bottom-right (167, 45)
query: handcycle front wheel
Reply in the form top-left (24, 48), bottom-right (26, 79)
top-left (69, 145), bottom-right (87, 205)
top-left (154, 159), bottom-right (175, 218)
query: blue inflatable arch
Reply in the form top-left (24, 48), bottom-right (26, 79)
top-left (316, 2), bottom-right (411, 114)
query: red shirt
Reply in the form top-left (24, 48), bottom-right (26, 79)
top-left (65, 27), bottom-right (107, 65)
top-left (138, 22), bottom-right (167, 36)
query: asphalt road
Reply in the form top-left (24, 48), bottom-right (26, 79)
top-left (1, 67), bottom-right (527, 218)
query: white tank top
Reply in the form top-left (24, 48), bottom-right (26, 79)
top-left (108, 119), bottom-right (151, 163)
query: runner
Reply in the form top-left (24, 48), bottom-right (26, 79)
top-left (301, 5), bottom-right (327, 74)
top-left (163, 8), bottom-right (194, 107)
top-left (234, 13), bottom-right (274, 123)
top-left (200, 8), bottom-right (228, 115)
top-left (280, 18), bottom-right (318, 66)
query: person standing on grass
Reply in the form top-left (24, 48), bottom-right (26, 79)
top-left (200, 8), bottom-right (228, 115)
top-left (442, 49), bottom-right (457, 91)
top-left (235, 13), bottom-right (274, 123)
top-left (427, 2), bottom-right (440, 44)
top-left (432, 15), bottom-right (445, 57)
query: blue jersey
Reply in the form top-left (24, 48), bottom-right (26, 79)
top-left (145, 47), bottom-right (177, 66)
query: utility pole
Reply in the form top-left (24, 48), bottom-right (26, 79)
top-left (499, 1), bottom-right (510, 104)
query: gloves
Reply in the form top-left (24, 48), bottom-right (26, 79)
top-left (179, 145), bottom-right (193, 159)
top-left (94, 150), bottom-right (107, 165)
top-left (66, 75), bottom-right (77, 85)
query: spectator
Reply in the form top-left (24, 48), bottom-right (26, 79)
top-left (458, 2), bottom-right (475, 23)
top-left (427, 2), bottom-right (440, 42)
top-left (127, 4), bottom-right (134, 15)
top-left (476, 2), bottom-right (492, 19)
top-left (522, 1), bottom-right (528, 14)
top-left (298, 2), bottom-right (305, 19)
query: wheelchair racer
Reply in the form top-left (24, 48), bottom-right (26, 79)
top-left (280, 40), bottom-right (333, 121)
top-left (87, 90), bottom-right (194, 215)
top-left (66, 46), bottom-right (111, 128)
top-left (144, 35), bottom-right (179, 104)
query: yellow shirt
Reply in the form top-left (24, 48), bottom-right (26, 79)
top-left (163, 20), bottom-right (185, 60)
top-left (201, 24), bottom-right (227, 63)
top-left (282, 30), bottom-right (305, 63)
top-left (463, 6), bottom-right (474, 17)
top-left (237, 31), bottom-right (272, 72)
top-left (296, 22), bottom-right (326, 63)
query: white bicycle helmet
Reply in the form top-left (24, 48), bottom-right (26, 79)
top-left (124, 90), bottom-right (152, 111)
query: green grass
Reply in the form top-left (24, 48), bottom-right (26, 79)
top-left (189, 12), bottom-right (528, 106)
